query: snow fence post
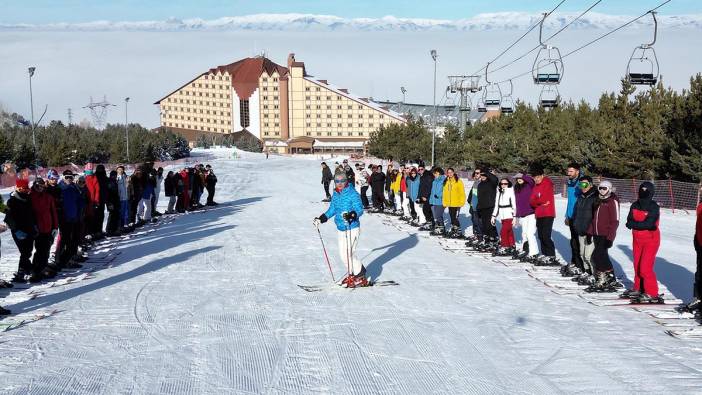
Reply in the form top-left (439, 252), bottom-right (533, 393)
top-left (668, 176), bottom-right (675, 214)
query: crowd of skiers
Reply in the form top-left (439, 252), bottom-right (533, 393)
top-left (0, 162), bottom-right (218, 315)
top-left (320, 159), bottom-right (702, 311)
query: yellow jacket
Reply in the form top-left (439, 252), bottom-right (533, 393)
top-left (442, 177), bottom-right (466, 208)
top-left (390, 173), bottom-right (403, 193)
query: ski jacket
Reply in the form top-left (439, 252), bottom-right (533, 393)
top-left (384, 169), bottom-right (393, 191)
top-left (696, 203), bottom-right (702, 246)
top-left (587, 193), bottom-right (620, 242)
top-left (116, 174), bottom-right (128, 201)
top-left (85, 175), bottom-right (101, 206)
top-left (565, 173), bottom-right (582, 220)
top-left (573, 188), bottom-right (597, 236)
top-left (626, 182), bottom-right (660, 241)
top-left (399, 175), bottom-right (407, 193)
top-left (106, 178), bottom-right (121, 210)
top-left (164, 176), bottom-right (175, 197)
top-left (324, 185), bottom-right (364, 231)
top-left (468, 181), bottom-right (479, 211)
top-left (45, 183), bottom-right (64, 219)
top-left (370, 171), bottom-right (385, 190)
top-left (346, 167), bottom-right (356, 186)
top-left (390, 173), bottom-right (403, 194)
top-left (4, 191), bottom-right (36, 235)
top-left (429, 175), bottom-right (446, 206)
top-left (97, 171), bottom-right (109, 205)
top-left (442, 177), bottom-right (466, 208)
top-left (129, 174), bottom-right (145, 202)
top-left (321, 166), bottom-right (333, 183)
top-left (492, 187), bottom-right (516, 221)
top-left (418, 171), bottom-right (434, 201)
top-left (31, 190), bottom-right (58, 234)
top-left (142, 174), bottom-right (155, 200)
top-left (357, 170), bottom-right (369, 187)
top-left (513, 175), bottom-right (535, 218)
top-left (406, 175), bottom-right (420, 201)
top-left (206, 172), bottom-right (217, 188)
top-left (530, 176), bottom-right (556, 218)
top-left (61, 182), bottom-right (83, 223)
top-left (476, 173), bottom-right (498, 210)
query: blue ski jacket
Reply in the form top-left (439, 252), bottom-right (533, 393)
top-left (324, 185), bottom-right (364, 231)
top-left (566, 173), bottom-right (582, 220)
top-left (406, 175), bottom-right (420, 201)
top-left (429, 175), bottom-right (446, 206)
top-left (60, 182), bottom-right (83, 222)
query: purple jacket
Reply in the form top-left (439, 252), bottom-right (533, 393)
top-left (514, 174), bottom-right (535, 217)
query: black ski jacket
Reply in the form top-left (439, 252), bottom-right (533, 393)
top-left (476, 172), bottom-right (498, 210)
top-left (419, 171), bottom-right (434, 201)
top-left (573, 188), bottom-right (598, 236)
top-left (370, 171), bottom-right (386, 191)
top-left (321, 166), bottom-right (333, 183)
top-left (3, 191), bottom-right (37, 235)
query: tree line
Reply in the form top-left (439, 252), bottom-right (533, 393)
top-left (0, 113), bottom-right (191, 169)
top-left (368, 74), bottom-right (702, 181)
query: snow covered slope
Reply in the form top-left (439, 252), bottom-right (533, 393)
top-left (1, 150), bottom-right (702, 393)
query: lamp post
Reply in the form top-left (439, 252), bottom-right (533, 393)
top-left (28, 67), bottom-right (36, 161)
top-left (430, 50), bottom-right (437, 167)
top-left (125, 97), bottom-right (130, 162)
top-left (401, 86), bottom-right (407, 103)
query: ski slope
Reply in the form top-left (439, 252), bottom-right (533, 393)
top-left (1, 149), bottom-right (702, 394)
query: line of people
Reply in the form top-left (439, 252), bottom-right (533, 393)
top-left (0, 162), bottom-right (218, 316)
top-left (321, 159), bottom-right (702, 310)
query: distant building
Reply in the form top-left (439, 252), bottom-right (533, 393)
top-left (154, 53), bottom-right (406, 153)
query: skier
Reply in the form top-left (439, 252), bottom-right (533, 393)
top-left (105, 170), bottom-right (122, 236)
top-left (321, 162), bottom-right (333, 202)
top-left (384, 164), bottom-right (394, 211)
top-left (529, 165), bottom-right (558, 266)
top-left (94, 164), bottom-right (109, 239)
top-left (164, 171), bottom-right (177, 214)
top-left (685, 185), bottom-right (702, 312)
top-left (417, 164), bottom-right (435, 231)
top-left (358, 165), bottom-right (370, 209)
top-left (370, 165), bottom-right (386, 212)
top-left (512, 173), bottom-right (538, 260)
top-left (4, 178), bottom-right (37, 283)
top-left (58, 170), bottom-right (84, 271)
top-left (623, 181), bottom-right (662, 303)
top-left (116, 166), bottom-right (130, 231)
top-left (585, 181), bottom-right (620, 292)
top-left (466, 169), bottom-right (483, 244)
top-left (491, 177), bottom-right (516, 255)
top-left (476, 167), bottom-right (498, 248)
top-left (406, 167), bottom-right (421, 225)
top-left (152, 167), bottom-right (164, 216)
top-left (389, 167), bottom-right (403, 215)
top-left (565, 163), bottom-right (584, 275)
top-left (205, 166), bottom-right (218, 206)
top-left (313, 171), bottom-right (367, 288)
top-left (29, 178), bottom-right (58, 282)
top-left (429, 167), bottom-right (446, 235)
top-left (442, 168), bottom-right (465, 238)
top-left (84, 163), bottom-right (101, 239)
top-left (571, 176), bottom-right (598, 283)
top-left (399, 166), bottom-right (410, 219)
top-left (0, 213), bottom-right (11, 315)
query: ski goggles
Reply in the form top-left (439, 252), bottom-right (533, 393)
top-left (578, 181), bottom-right (590, 189)
top-left (598, 186), bottom-right (610, 191)
top-left (334, 179), bottom-right (347, 184)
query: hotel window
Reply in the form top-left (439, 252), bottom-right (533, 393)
top-left (380, 115), bottom-right (384, 119)
top-left (205, 75), bottom-right (208, 80)
top-left (306, 123), bottom-right (311, 127)
top-left (337, 114), bottom-right (342, 118)
top-left (337, 123), bottom-right (342, 127)
top-left (327, 132), bottom-right (332, 136)
top-left (306, 132), bottom-right (311, 136)
top-left (348, 105), bottom-right (352, 109)
top-left (274, 114), bottom-right (279, 119)
top-left (337, 96), bottom-right (342, 100)
top-left (264, 132), bottom-right (269, 136)
top-left (263, 114), bottom-right (269, 118)
top-left (274, 105), bottom-right (279, 109)
top-left (369, 114), bottom-right (374, 118)
top-left (316, 87), bottom-right (320, 91)
top-left (326, 105), bottom-right (331, 109)
top-left (306, 96), bottom-right (310, 100)
top-left (273, 87), bottom-right (278, 91)
top-left (305, 87), bottom-right (310, 91)
top-left (264, 123), bottom-right (269, 127)
top-left (263, 87), bottom-right (268, 91)
top-left (316, 105), bottom-right (321, 109)
top-left (337, 132), bottom-right (342, 136)
top-left (358, 105), bottom-right (363, 109)
top-left (327, 123), bottom-right (332, 127)
top-left (191, 83), bottom-right (195, 87)
top-left (264, 96), bottom-right (269, 100)
top-left (358, 123), bottom-right (363, 127)
top-left (273, 78), bottom-right (278, 82)
top-left (239, 99), bottom-right (250, 128)
top-left (316, 114), bottom-right (321, 118)
top-left (274, 123), bottom-right (279, 127)
top-left (316, 132), bottom-right (321, 136)
top-left (316, 96), bottom-right (321, 100)
top-left (348, 132), bottom-right (353, 136)
top-left (316, 123), bottom-right (321, 127)
top-left (348, 123), bottom-right (353, 127)
top-left (263, 78), bottom-right (268, 82)
top-left (359, 114), bottom-right (363, 118)
top-left (348, 114), bottom-right (353, 118)
top-left (306, 114), bottom-right (311, 118)
top-left (264, 105), bottom-right (269, 109)
top-left (337, 105), bottom-right (342, 109)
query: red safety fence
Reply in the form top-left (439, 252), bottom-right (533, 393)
top-left (1, 155), bottom-right (215, 189)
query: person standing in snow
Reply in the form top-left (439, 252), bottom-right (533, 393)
top-left (370, 165), bottom-right (386, 212)
top-left (105, 170), bottom-right (122, 236)
top-left (623, 181), bottom-right (662, 302)
top-left (570, 176), bottom-right (598, 282)
top-left (29, 178), bottom-right (58, 282)
top-left (512, 172), bottom-right (537, 260)
top-left (417, 163), bottom-right (435, 231)
top-left (529, 165), bottom-right (558, 265)
top-left (164, 171), bottom-right (177, 214)
top-left (585, 180), bottom-right (620, 292)
top-left (4, 178), bottom-right (37, 283)
top-left (384, 164), bottom-right (395, 211)
top-left (467, 169), bottom-right (483, 243)
top-left (442, 168), bottom-right (465, 238)
top-left (477, 167), bottom-right (499, 245)
top-left (152, 167), bottom-right (164, 216)
top-left (313, 170), bottom-right (367, 288)
top-left (321, 162), bottom-right (333, 202)
top-left (492, 177), bottom-right (516, 255)
top-left (406, 167), bottom-right (421, 225)
top-left (685, 185), bottom-right (702, 312)
top-left (429, 167), bottom-right (446, 235)
top-left (0, 217), bottom-right (11, 315)
top-left (565, 164), bottom-right (584, 275)
top-left (116, 166), bottom-right (130, 231)
top-left (358, 165), bottom-right (370, 209)
top-left (205, 166), bottom-right (218, 206)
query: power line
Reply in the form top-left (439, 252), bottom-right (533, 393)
top-left (469, 0), bottom-right (567, 76)
top-left (489, 0), bottom-right (603, 76)
top-left (496, 0), bottom-right (672, 84)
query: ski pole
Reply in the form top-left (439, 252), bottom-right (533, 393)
top-left (345, 222), bottom-right (352, 279)
top-left (315, 224), bottom-right (336, 282)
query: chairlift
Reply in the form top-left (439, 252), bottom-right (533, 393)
top-left (539, 85), bottom-right (560, 109)
top-left (501, 80), bottom-right (515, 114)
top-left (477, 97), bottom-right (487, 113)
top-left (532, 13), bottom-right (564, 85)
top-left (468, 75), bottom-right (481, 93)
top-left (482, 62), bottom-right (502, 111)
top-left (626, 11), bottom-right (659, 86)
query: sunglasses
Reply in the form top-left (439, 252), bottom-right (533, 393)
top-left (598, 186), bottom-right (609, 191)
top-left (500, 183), bottom-right (509, 186)
top-left (334, 180), bottom-right (347, 184)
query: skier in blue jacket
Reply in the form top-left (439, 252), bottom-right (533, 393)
top-left (429, 167), bottom-right (447, 235)
top-left (314, 170), bottom-right (367, 288)
top-left (565, 163), bottom-right (584, 273)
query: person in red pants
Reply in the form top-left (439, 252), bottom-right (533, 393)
top-left (624, 181), bottom-right (661, 303)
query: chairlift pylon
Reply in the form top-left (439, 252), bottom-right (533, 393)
top-left (501, 79), bottom-right (515, 114)
top-left (539, 85), bottom-right (560, 109)
top-left (483, 62), bottom-right (502, 111)
top-left (532, 12), bottom-right (564, 85)
top-left (626, 11), bottom-right (659, 86)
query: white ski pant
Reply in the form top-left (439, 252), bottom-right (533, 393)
top-left (338, 227), bottom-right (363, 275)
top-left (579, 235), bottom-right (595, 273)
top-left (519, 214), bottom-right (538, 256)
top-left (401, 195), bottom-right (411, 216)
top-left (394, 194), bottom-right (402, 212)
top-left (137, 198), bottom-right (152, 221)
top-left (417, 202), bottom-right (427, 223)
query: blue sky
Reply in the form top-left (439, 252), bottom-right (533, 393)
top-left (0, 0), bottom-right (697, 23)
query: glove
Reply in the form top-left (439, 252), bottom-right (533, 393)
top-left (606, 239), bottom-right (613, 248)
top-left (313, 214), bottom-right (328, 227)
top-left (564, 218), bottom-right (570, 226)
top-left (490, 216), bottom-right (496, 226)
top-left (14, 230), bottom-right (28, 240)
top-left (586, 235), bottom-right (593, 245)
top-left (51, 229), bottom-right (58, 238)
top-left (433, 194), bottom-right (438, 199)
top-left (415, 199), bottom-right (421, 204)
top-left (0, 223), bottom-right (7, 233)
top-left (343, 211), bottom-right (358, 224)
top-left (107, 204), bottom-right (114, 211)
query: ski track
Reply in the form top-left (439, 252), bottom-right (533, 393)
top-left (1, 149), bottom-right (702, 393)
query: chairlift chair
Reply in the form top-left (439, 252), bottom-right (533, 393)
top-left (539, 85), bottom-right (560, 109)
top-left (477, 97), bottom-right (487, 113)
top-left (500, 80), bottom-right (515, 114)
top-left (532, 13), bottom-right (564, 85)
top-left (482, 62), bottom-right (502, 111)
top-left (626, 11), bottom-right (660, 86)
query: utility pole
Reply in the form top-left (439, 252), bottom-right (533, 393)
top-left (400, 86), bottom-right (407, 103)
top-left (430, 49), bottom-right (437, 167)
top-left (125, 97), bottom-right (130, 162)
top-left (28, 67), bottom-right (36, 162)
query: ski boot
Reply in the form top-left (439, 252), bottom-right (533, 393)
top-left (631, 293), bottom-right (665, 304)
top-left (0, 306), bottom-right (10, 316)
top-left (410, 219), bottom-right (421, 227)
top-left (619, 289), bottom-right (641, 300)
top-left (11, 271), bottom-right (27, 283)
top-left (0, 279), bottom-right (14, 289)
top-left (576, 273), bottom-right (596, 286)
top-left (419, 222), bottom-right (433, 232)
top-left (28, 272), bottom-right (44, 284)
top-left (347, 275), bottom-right (370, 288)
top-left (534, 255), bottom-right (560, 267)
top-left (585, 272), bottom-right (616, 293)
top-left (430, 225), bottom-right (445, 236)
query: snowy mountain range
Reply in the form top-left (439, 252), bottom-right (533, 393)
top-left (2, 12), bottom-right (701, 32)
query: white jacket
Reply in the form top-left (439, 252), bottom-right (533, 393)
top-left (492, 187), bottom-right (515, 221)
top-left (357, 170), bottom-right (369, 187)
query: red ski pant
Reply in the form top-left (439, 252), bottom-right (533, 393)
top-left (500, 219), bottom-right (515, 248)
top-left (632, 233), bottom-right (660, 296)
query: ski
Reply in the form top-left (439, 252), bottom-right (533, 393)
top-left (665, 327), bottom-right (702, 339)
top-left (298, 280), bottom-right (399, 292)
top-left (0, 309), bottom-right (60, 332)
